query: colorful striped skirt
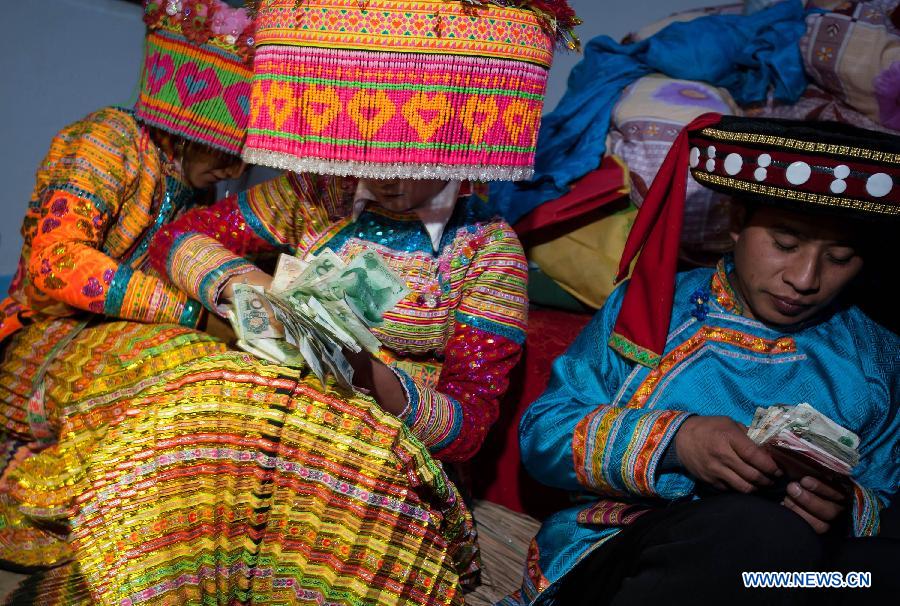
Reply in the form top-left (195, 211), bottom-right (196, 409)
top-left (1, 320), bottom-right (477, 605)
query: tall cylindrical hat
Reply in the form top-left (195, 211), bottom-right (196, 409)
top-left (136, 0), bottom-right (256, 155)
top-left (244, 0), bottom-right (578, 181)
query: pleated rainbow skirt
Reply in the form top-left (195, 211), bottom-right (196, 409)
top-left (1, 321), bottom-right (477, 605)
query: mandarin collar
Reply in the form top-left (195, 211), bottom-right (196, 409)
top-left (710, 255), bottom-right (745, 316)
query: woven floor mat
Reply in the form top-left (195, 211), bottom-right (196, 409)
top-left (465, 501), bottom-right (540, 605)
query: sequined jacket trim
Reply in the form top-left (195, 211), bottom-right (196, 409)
top-left (149, 173), bottom-right (528, 461)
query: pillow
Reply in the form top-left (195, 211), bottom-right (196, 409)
top-left (801, 0), bottom-right (900, 129)
top-left (607, 74), bottom-right (739, 260)
top-left (528, 202), bottom-right (638, 309)
top-left (745, 83), bottom-right (898, 133)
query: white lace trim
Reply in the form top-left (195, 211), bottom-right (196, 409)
top-left (242, 149), bottom-right (535, 182)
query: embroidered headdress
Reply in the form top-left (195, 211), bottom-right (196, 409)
top-left (243, 0), bottom-right (579, 181)
top-left (610, 113), bottom-right (900, 368)
top-left (135, 0), bottom-right (256, 155)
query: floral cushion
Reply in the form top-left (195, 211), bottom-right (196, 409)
top-left (607, 74), bottom-right (740, 262)
top-left (801, 0), bottom-right (900, 130)
top-left (745, 83), bottom-right (897, 133)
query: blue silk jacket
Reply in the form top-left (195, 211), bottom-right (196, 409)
top-left (509, 259), bottom-right (899, 605)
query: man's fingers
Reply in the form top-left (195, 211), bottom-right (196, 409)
top-left (799, 476), bottom-right (846, 502)
top-left (787, 481), bottom-right (844, 523)
top-left (783, 496), bottom-right (830, 534)
top-left (732, 434), bottom-right (781, 477)
top-left (725, 454), bottom-right (773, 487)
top-left (692, 463), bottom-right (729, 492)
top-left (717, 466), bottom-right (756, 494)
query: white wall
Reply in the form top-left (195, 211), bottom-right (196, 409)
top-left (0, 0), bottom-right (711, 275)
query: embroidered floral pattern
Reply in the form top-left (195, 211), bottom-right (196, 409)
top-left (75, 219), bottom-right (94, 238)
top-left (711, 256), bottom-right (744, 315)
top-left (42, 276), bottom-right (66, 291)
top-left (0, 108), bottom-right (201, 345)
top-left (50, 198), bottom-right (68, 217)
top-left (41, 218), bottom-right (61, 234)
top-left (81, 277), bottom-right (104, 299)
top-left (144, 0), bottom-right (255, 61)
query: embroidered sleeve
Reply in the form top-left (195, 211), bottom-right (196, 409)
top-left (849, 482), bottom-right (884, 537)
top-left (149, 194), bottom-right (271, 313)
top-left (148, 173), bottom-right (342, 313)
top-left (27, 110), bottom-right (198, 326)
top-left (519, 284), bottom-right (695, 499)
top-left (399, 222), bottom-right (527, 462)
top-left (570, 402), bottom-right (693, 499)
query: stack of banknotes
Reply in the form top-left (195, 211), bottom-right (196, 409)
top-left (226, 249), bottom-right (408, 390)
top-left (747, 403), bottom-right (859, 485)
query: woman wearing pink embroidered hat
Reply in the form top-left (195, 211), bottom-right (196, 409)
top-left (1, 1), bottom-right (578, 604)
top-left (0, 0), bottom-right (253, 581)
top-left (151, 0), bottom-right (582, 463)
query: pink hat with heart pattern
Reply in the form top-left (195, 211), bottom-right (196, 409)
top-left (135, 0), bottom-right (256, 155)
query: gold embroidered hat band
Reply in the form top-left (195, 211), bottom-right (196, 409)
top-left (688, 115), bottom-right (900, 218)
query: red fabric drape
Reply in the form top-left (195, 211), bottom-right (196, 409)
top-left (611, 113), bottom-right (722, 366)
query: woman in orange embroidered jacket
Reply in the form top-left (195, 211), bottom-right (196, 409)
top-left (0, 0), bottom-right (253, 439)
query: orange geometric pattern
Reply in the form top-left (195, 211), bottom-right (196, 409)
top-left (255, 0), bottom-right (555, 67)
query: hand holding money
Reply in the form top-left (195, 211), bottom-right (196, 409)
top-left (747, 403), bottom-right (858, 488)
top-left (748, 405), bottom-right (853, 535)
top-left (226, 248), bottom-right (409, 391)
top-left (674, 415), bottom-right (781, 494)
top-left (222, 268), bottom-right (274, 300)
